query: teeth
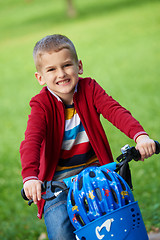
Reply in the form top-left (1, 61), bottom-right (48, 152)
top-left (57, 79), bottom-right (69, 85)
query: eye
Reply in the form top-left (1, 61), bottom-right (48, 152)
top-left (47, 68), bottom-right (55, 72)
top-left (64, 63), bottom-right (72, 68)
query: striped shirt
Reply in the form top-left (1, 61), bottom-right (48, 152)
top-left (53, 104), bottom-right (99, 180)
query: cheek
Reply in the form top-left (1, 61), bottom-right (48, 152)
top-left (68, 67), bottom-right (79, 76)
top-left (47, 73), bottom-right (56, 81)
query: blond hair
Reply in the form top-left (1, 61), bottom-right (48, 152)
top-left (33, 34), bottom-right (78, 71)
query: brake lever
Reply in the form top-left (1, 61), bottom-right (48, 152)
top-left (116, 145), bottom-right (140, 163)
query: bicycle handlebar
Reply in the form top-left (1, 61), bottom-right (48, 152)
top-left (21, 140), bottom-right (160, 204)
top-left (117, 140), bottom-right (160, 163)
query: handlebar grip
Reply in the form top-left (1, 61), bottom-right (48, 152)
top-left (155, 141), bottom-right (160, 154)
top-left (134, 140), bottom-right (160, 160)
top-left (21, 182), bottom-right (46, 202)
top-left (21, 188), bottom-right (34, 206)
top-left (21, 188), bottom-right (29, 201)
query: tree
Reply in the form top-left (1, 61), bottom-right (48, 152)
top-left (66, 0), bottom-right (77, 18)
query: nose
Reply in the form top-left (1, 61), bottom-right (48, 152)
top-left (57, 68), bottom-right (66, 78)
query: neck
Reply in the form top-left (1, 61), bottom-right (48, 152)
top-left (61, 94), bottom-right (74, 105)
top-left (47, 86), bottom-right (74, 105)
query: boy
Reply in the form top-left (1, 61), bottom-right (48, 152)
top-left (20, 34), bottom-right (155, 240)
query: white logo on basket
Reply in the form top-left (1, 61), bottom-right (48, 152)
top-left (95, 218), bottom-right (114, 240)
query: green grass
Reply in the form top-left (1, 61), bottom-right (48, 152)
top-left (0, 0), bottom-right (160, 238)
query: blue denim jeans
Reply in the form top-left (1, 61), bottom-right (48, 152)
top-left (44, 187), bottom-right (76, 240)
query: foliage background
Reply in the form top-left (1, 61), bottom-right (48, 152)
top-left (0, 0), bottom-right (160, 239)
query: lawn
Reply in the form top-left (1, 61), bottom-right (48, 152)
top-left (0, 0), bottom-right (160, 239)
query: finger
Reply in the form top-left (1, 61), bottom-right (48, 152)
top-left (32, 186), bottom-right (38, 204)
top-left (24, 185), bottom-right (33, 200)
top-left (137, 147), bottom-right (146, 161)
top-left (151, 141), bottom-right (156, 154)
top-left (144, 142), bottom-right (155, 158)
top-left (37, 183), bottom-right (42, 201)
top-left (147, 146), bottom-right (154, 157)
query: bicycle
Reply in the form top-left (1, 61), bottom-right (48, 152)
top-left (21, 141), bottom-right (160, 240)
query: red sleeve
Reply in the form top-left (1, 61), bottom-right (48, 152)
top-left (20, 97), bottom-right (46, 183)
top-left (92, 79), bottom-right (148, 140)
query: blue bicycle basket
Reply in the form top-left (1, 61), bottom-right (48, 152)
top-left (67, 166), bottom-right (149, 240)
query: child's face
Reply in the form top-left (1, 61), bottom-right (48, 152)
top-left (35, 48), bottom-right (83, 104)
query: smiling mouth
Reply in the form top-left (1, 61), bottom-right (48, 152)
top-left (57, 79), bottom-right (70, 85)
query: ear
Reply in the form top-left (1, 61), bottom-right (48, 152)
top-left (35, 72), bottom-right (46, 86)
top-left (78, 60), bottom-right (83, 75)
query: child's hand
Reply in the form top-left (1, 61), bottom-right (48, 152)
top-left (23, 179), bottom-right (42, 204)
top-left (135, 135), bottom-right (156, 161)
